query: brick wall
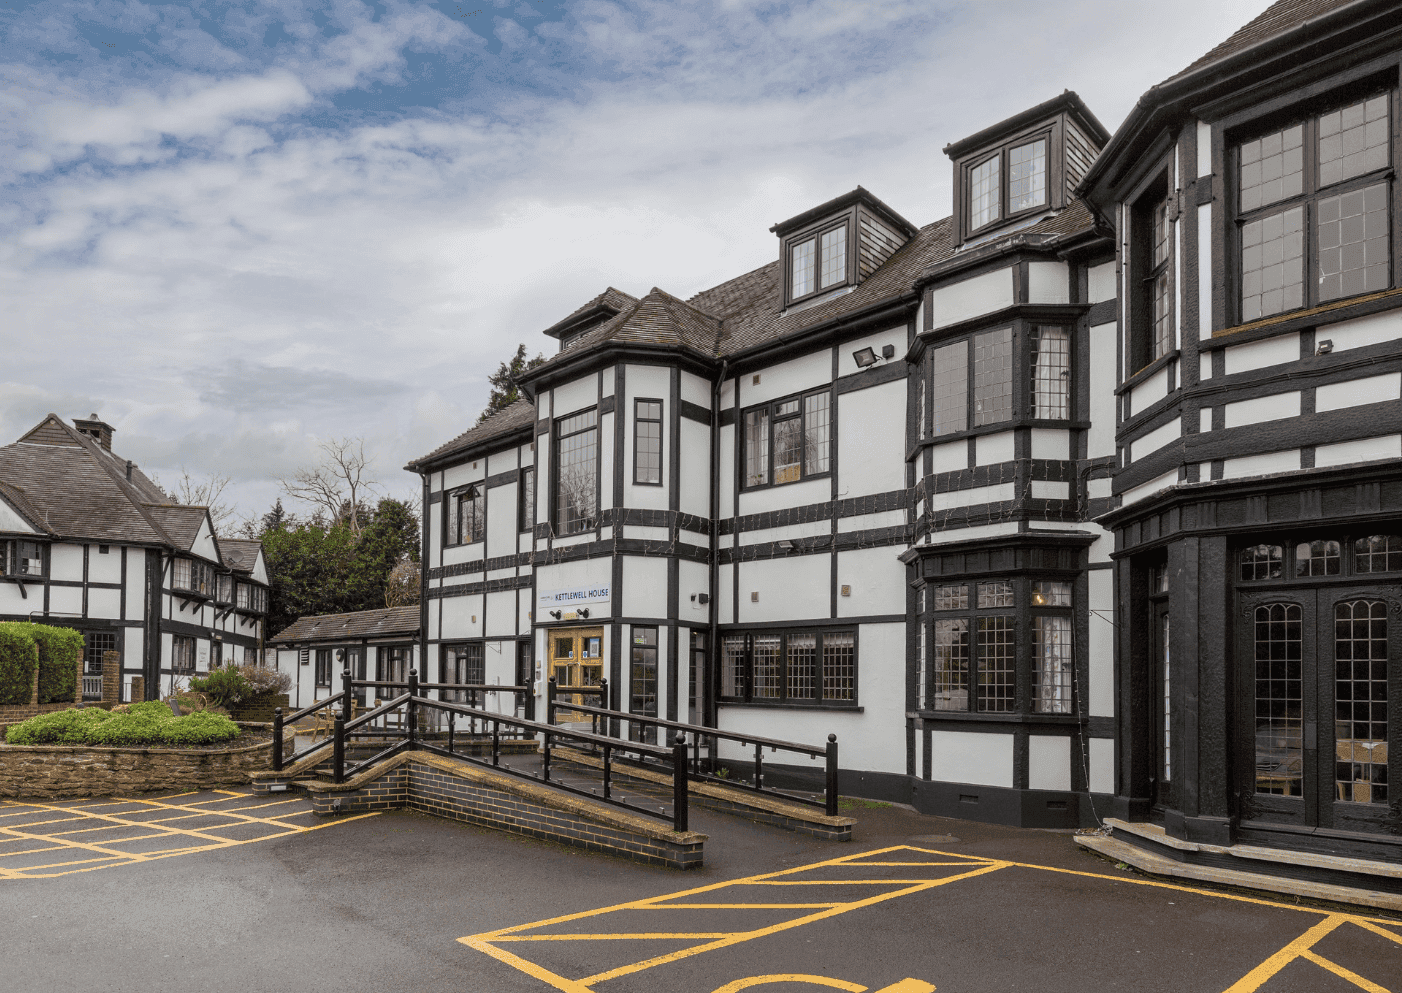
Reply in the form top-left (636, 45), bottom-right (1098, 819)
top-left (228, 694), bottom-right (290, 723)
top-left (289, 753), bottom-right (706, 869)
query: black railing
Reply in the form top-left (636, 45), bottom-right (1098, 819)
top-left (545, 678), bottom-right (840, 817)
top-left (273, 669), bottom-right (691, 832)
top-left (271, 691), bottom-right (345, 770)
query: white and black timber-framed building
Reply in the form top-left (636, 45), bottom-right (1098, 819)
top-left (397, 0), bottom-right (1402, 857)
top-left (0, 414), bottom-right (270, 702)
top-left (1080, 0), bottom-right (1402, 862)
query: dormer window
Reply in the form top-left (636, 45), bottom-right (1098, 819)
top-left (945, 92), bottom-right (1108, 247)
top-left (966, 133), bottom-right (1050, 233)
top-left (787, 220), bottom-right (850, 304)
top-left (771, 188), bottom-right (917, 309)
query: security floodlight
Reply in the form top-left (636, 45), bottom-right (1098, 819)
top-left (852, 347), bottom-right (878, 368)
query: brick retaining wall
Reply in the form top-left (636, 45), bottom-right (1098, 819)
top-left (276, 752), bottom-right (707, 869)
top-left (0, 725), bottom-right (289, 799)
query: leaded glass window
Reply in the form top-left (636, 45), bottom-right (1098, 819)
top-left (1355, 534), bottom-right (1402, 573)
top-left (1334, 600), bottom-right (1388, 805)
top-left (1254, 603), bottom-right (1302, 796)
top-left (634, 400), bottom-right (663, 485)
top-left (820, 225), bottom-right (847, 289)
top-left (1029, 326), bottom-right (1070, 419)
top-left (931, 341), bottom-right (968, 436)
top-left (741, 389), bottom-right (833, 489)
top-left (1295, 539), bottom-right (1341, 577)
top-left (554, 408), bottom-right (598, 535)
top-left (972, 327), bottom-right (1013, 426)
top-left (970, 154), bottom-right (1000, 230)
top-left (1009, 139), bottom-right (1047, 213)
top-left (1241, 544), bottom-right (1284, 581)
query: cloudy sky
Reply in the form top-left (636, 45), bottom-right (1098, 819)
top-left (1, 0), bottom-right (1271, 527)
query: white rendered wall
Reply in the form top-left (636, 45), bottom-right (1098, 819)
top-left (837, 547), bottom-right (905, 619)
top-left (1027, 261), bottom-right (1070, 304)
top-left (1028, 735), bottom-right (1071, 791)
top-left (1088, 569), bottom-right (1115, 717)
top-left (929, 730), bottom-right (1013, 787)
top-left (736, 553), bottom-right (830, 624)
top-left (929, 268), bottom-right (1013, 330)
top-left (741, 350), bottom-right (831, 407)
top-left (622, 554), bottom-right (668, 619)
top-left (837, 326), bottom-right (907, 378)
top-left (837, 379), bottom-right (906, 496)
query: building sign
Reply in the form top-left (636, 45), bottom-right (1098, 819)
top-left (538, 584), bottom-right (611, 608)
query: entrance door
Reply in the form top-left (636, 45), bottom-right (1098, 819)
top-left (548, 628), bottom-right (604, 723)
top-left (1237, 587), bottom-right (1395, 835)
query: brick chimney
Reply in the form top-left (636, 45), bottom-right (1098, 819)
top-left (73, 413), bottom-right (115, 451)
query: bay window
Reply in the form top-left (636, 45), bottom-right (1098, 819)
top-left (0, 539), bottom-right (44, 577)
top-left (1235, 91), bottom-right (1392, 323)
top-left (925, 578), bottom-right (1074, 715)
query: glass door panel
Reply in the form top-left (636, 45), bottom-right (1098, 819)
top-left (1325, 593), bottom-right (1393, 835)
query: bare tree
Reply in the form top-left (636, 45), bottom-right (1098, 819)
top-left (384, 557), bottom-right (421, 608)
top-left (280, 437), bottom-right (378, 533)
top-left (158, 468), bottom-right (236, 536)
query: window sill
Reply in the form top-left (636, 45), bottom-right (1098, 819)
top-left (1205, 286), bottom-right (1402, 351)
top-left (740, 471), bottom-right (832, 494)
top-left (917, 710), bottom-right (1079, 724)
top-left (1116, 349), bottom-right (1180, 396)
top-left (719, 700), bottom-right (862, 713)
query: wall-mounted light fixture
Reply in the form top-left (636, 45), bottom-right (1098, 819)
top-left (881, 344), bottom-right (896, 360)
top-left (777, 539), bottom-right (795, 551)
top-left (548, 609), bottom-right (562, 620)
top-left (852, 347), bottom-right (877, 368)
top-left (577, 608), bottom-right (590, 619)
top-left (1316, 339), bottom-right (1334, 355)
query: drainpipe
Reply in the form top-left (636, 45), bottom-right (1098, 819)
top-left (707, 358), bottom-right (728, 730)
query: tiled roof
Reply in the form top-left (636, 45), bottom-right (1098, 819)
top-left (551, 287), bottom-right (721, 362)
top-left (406, 397), bottom-right (536, 469)
top-left (544, 286), bottom-right (639, 338)
top-left (0, 480), bottom-right (53, 535)
top-left (1168, 0), bottom-right (1358, 82)
top-left (220, 538), bottom-right (262, 573)
top-left (695, 216), bottom-right (959, 355)
top-left (0, 417), bottom-right (174, 545)
top-left (142, 504), bottom-right (209, 552)
top-left (0, 414), bottom-right (258, 571)
top-left (269, 605), bottom-right (421, 644)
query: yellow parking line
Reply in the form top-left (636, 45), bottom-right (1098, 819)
top-left (496, 933), bottom-right (736, 942)
top-left (1299, 950), bottom-right (1390, 992)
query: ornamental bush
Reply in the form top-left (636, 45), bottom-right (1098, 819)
top-left (0, 624), bottom-right (38, 706)
top-left (4, 701), bottom-right (241, 748)
top-left (188, 664), bottom-right (249, 707)
top-left (238, 663), bottom-right (291, 697)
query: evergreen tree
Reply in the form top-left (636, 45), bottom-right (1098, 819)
top-left (478, 343), bottom-right (545, 424)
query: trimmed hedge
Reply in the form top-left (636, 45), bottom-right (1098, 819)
top-left (24, 624), bottom-right (84, 704)
top-left (0, 625), bottom-right (39, 706)
top-left (5, 701), bottom-right (241, 747)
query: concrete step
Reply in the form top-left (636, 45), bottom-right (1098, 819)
top-left (1077, 821), bottom-right (1402, 913)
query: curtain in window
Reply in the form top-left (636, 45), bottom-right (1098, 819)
top-left (744, 409), bottom-right (769, 486)
top-left (1033, 615), bottom-right (1072, 714)
top-left (1029, 326), bottom-right (1070, 419)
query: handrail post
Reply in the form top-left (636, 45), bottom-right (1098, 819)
top-left (754, 741), bottom-right (764, 792)
top-left (492, 717), bottom-right (501, 767)
top-left (546, 677), bottom-right (557, 725)
top-left (271, 707), bottom-right (284, 772)
top-left (597, 677), bottom-right (608, 737)
top-left (448, 710), bottom-right (455, 755)
top-left (825, 734), bottom-right (839, 817)
top-left (672, 734), bottom-right (689, 833)
top-left (603, 744), bottom-right (612, 800)
top-left (341, 667), bottom-right (353, 722)
top-left (407, 668), bottom-right (419, 746)
top-left (333, 717), bottom-right (345, 784)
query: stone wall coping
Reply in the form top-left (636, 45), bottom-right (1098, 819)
top-left (553, 746), bottom-right (856, 829)
top-left (301, 750), bottom-right (708, 845)
top-left (0, 737), bottom-right (273, 758)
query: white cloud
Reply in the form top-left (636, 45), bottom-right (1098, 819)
top-left (0, 0), bottom-right (1275, 524)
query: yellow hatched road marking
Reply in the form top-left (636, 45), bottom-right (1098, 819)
top-left (0, 794), bottom-right (377, 879)
top-left (460, 845), bottom-right (1004, 992)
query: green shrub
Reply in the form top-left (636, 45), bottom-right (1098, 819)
top-left (5, 701), bottom-right (241, 748)
top-left (4, 707), bottom-right (112, 745)
top-left (238, 663), bottom-right (291, 697)
top-left (159, 710), bottom-right (240, 746)
top-left (25, 623), bottom-right (84, 704)
top-left (188, 664), bottom-right (249, 707)
top-left (0, 624), bottom-right (38, 706)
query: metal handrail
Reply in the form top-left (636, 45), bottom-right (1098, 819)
top-left (546, 680), bottom-right (840, 816)
top-left (273, 692), bottom-right (347, 769)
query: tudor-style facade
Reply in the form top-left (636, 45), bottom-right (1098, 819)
top-left (1081, 0), bottom-right (1402, 859)
top-left (267, 606), bottom-right (423, 712)
top-left (407, 98), bottom-right (1119, 825)
top-left (0, 414), bottom-right (269, 702)
top-left (407, 0), bottom-right (1401, 852)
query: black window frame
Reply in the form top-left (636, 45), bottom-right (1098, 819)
top-left (173, 557), bottom-right (214, 597)
top-left (171, 635), bottom-right (196, 673)
top-left (1129, 170), bottom-right (1173, 373)
top-left (315, 648), bottom-right (332, 688)
top-left (441, 642), bottom-right (486, 703)
top-left (783, 217), bottom-right (853, 306)
top-left (927, 320), bottom-right (1077, 441)
top-left (629, 625), bottom-right (659, 743)
top-left (718, 627), bottom-right (858, 709)
top-left (1229, 82), bottom-right (1396, 327)
top-left (962, 128), bottom-right (1054, 236)
top-left (739, 386), bottom-right (834, 491)
top-left (445, 483), bottom-right (485, 547)
top-left (0, 539), bottom-right (45, 578)
top-left (921, 576), bottom-right (1076, 717)
top-left (1237, 529), bottom-right (1402, 584)
top-left (552, 406), bottom-right (599, 537)
top-left (633, 398), bottom-right (664, 486)
top-left (83, 631), bottom-right (119, 674)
